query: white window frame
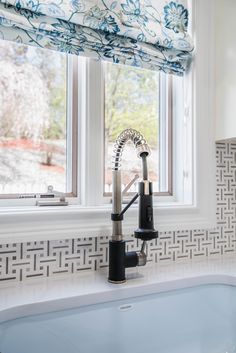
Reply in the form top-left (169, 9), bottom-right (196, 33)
top-left (0, 0), bottom-right (216, 243)
top-left (102, 64), bottom-right (172, 198)
top-left (82, 60), bottom-right (173, 205)
top-left (0, 54), bottom-right (79, 206)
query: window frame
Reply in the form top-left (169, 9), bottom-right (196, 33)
top-left (0, 0), bottom-right (217, 243)
top-left (66, 55), bottom-right (79, 198)
top-left (158, 74), bottom-right (173, 196)
top-left (102, 64), bottom-right (173, 198)
top-left (0, 52), bottom-right (79, 205)
top-left (81, 59), bottom-right (176, 206)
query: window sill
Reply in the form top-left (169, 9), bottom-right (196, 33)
top-left (0, 201), bottom-right (216, 244)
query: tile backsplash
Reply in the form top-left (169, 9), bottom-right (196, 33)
top-left (1, 142), bottom-right (236, 283)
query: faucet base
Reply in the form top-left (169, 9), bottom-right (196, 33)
top-left (108, 279), bottom-right (126, 284)
top-left (108, 240), bottom-right (126, 283)
top-left (108, 240), bottom-right (146, 284)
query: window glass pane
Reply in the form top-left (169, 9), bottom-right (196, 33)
top-left (104, 63), bottom-right (159, 194)
top-left (0, 40), bottom-right (68, 195)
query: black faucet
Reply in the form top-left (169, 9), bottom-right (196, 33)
top-left (108, 128), bottom-right (158, 284)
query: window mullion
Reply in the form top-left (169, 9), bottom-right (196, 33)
top-left (80, 59), bottom-right (104, 206)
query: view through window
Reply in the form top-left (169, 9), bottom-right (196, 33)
top-left (0, 40), bottom-right (68, 196)
top-left (0, 42), bottom-right (170, 201)
top-left (104, 62), bottom-right (160, 194)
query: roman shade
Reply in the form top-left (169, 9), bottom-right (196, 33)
top-left (0, 0), bottom-right (193, 74)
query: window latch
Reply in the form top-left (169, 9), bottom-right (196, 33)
top-left (36, 185), bottom-right (68, 207)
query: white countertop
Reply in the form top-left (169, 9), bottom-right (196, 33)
top-left (1, 255), bottom-right (236, 324)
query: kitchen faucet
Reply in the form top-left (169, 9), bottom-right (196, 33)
top-left (109, 128), bottom-right (158, 284)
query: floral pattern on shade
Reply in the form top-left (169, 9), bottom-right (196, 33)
top-left (163, 1), bottom-right (188, 33)
top-left (0, 0), bottom-right (193, 75)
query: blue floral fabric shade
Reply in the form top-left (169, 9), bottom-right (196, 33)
top-left (0, 0), bottom-right (193, 75)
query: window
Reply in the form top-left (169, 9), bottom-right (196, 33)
top-left (0, 41), bottom-right (172, 204)
top-left (0, 40), bottom-right (78, 199)
top-left (103, 63), bottom-right (172, 196)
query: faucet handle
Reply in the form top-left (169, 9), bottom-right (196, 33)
top-left (122, 174), bottom-right (139, 196)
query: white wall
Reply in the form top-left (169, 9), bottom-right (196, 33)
top-left (215, 0), bottom-right (236, 141)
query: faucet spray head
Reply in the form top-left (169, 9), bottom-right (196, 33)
top-left (134, 180), bottom-right (158, 241)
top-left (136, 143), bottom-right (151, 159)
top-left (134, 153), bottom-right (158, 241)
